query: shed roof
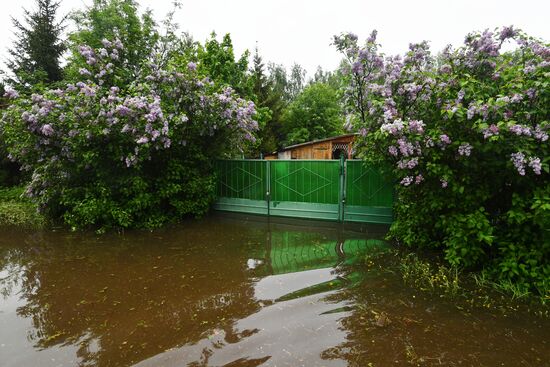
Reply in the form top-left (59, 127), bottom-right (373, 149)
top-left (281, 133), bottom-right (358, 151)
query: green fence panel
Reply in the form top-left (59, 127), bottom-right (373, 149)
top-left (214, 160), bottom-right (268, 215)
top-left (269, 160), bottom-right (341, 220)
top-left (270, 160), bottom-right (340, 204)
top-left (214, 159), bottom-right (394, 224)
top-left (344, 160), bottom-right (393, 224)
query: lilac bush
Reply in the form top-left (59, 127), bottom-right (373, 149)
top-left (335, 27), bottom-right (549, 293)
top-left (1, 39), bottom-right (257, 230)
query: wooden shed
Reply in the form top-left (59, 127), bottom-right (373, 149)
top-left (269, 134), bottom-right (357, 160)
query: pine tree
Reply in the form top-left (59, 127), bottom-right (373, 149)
top-left (251, 48), bottom-right (287, 153)
top-left (7, 0), bottom-right (66, 88)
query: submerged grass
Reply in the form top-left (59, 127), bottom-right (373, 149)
top-left (364, 248), bottom-right (549, 316)
top-left (400, 253), bottom-right (461, 298)
top-left (0, 186), bottom-right (44, 228)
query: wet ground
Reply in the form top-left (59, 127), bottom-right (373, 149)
top-left (0, 214), bottom-right (548, 367)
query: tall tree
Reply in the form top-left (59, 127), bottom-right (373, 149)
top-left (197, 33), bottom-right (252, 97)
top-left (7, 0), bottom-right (66, 88)
top-left (251, 48), bottom-right (285, 153)
top-left (287, 63), bottom-right (307, 101)
top-left (282, 82), bottom-right (344, 145)
top-left (67, 0), bottom-right (158, 84)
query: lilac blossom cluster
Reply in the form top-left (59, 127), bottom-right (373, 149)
top-left (334, 25), bottom-right (549, 192)
top-left (1, 39), bottom-right (258, 199)
top-left (457, 143), bottom-right (473, 157)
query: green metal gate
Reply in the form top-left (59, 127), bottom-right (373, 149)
top-left (214, 159), bottom-right (393, 224)
top-left (344, 160), bottom-right (393, 224)
top-left (270, 160), bottom-right (341, 221)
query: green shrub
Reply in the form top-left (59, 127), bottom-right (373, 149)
top-left (0, 187), bottom-right (43, 227)
top-left (1, 39), bottom-right (257, 231)
top-left (335, 27), bottom-right (549, 294)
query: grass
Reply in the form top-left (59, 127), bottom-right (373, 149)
top-left (400, 253), bottom-right (462, 297)
top-left (366, 248), bottom-right (549, 315)
top-left (0, 186), bottom-right (45, 228)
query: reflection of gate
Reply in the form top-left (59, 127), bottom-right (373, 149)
top-left (215, 159), bottom-right (393, 224)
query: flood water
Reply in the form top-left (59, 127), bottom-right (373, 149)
top-left (0, 214), bottom-right (548, 367)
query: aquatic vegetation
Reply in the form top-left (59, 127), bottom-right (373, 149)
top-left (0, 186), bottom-right (44, 228)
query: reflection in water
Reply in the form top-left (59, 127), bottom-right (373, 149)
top-left (0, 214), bottom-right (548, 367)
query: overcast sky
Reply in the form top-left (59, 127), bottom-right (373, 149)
top-left (1, 0), bottom-right (549, 78)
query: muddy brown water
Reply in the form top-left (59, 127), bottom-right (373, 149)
top-left (0, 214), bottom-right (548, 367)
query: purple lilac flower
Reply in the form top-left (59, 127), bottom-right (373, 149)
top-left (366, 30), bottom-right (377, 43)
top-left (483, 124), bottom-right (499, 139)
top-left (388, 146), bottom-right (398, 156)
top-left (496, 96), bottom-right (510, 104)
top-left (528, 157), bottom-right (542, 175)
top-left (400, 176), bottom-right (413, 186)
top-left (415, 174), bottom-right (424, 184)
top-left (398, 157), bottom-right (419, 169)
top-left (439, 64), bottom-right (452, 73)
top-left (408, 120), bottom-right (425, 134)
top-left (343, 115), bottom-right (353, 131)
top-left (458, 143), bottom-right (473, 156)
top-left (397, 138), bottom-right (415, 156)
top-left (41, 124), bottom-right (54, 136)
top-left (114, 38), bottom-right (123, 50)
top-left (440, 179), bottom-right (448, 188)
top-left (52, 89), bottom-right (64, 97)
top-left (115, 105), bottom-right (132, 116)
top-left (38, 105), bottom-right (53, 116)
top-left (467, 104), bottom-right (477, 120)
top-left (187, 62), bottom-right (197, 71)
top-left (524, 65), bottom-right (536, 74)
top-left (499, 26), bottom-right (517, 40)
top-left (383, 107), bottom-right (396, 122)
top-left (380, 119), bottom-right (404, 135)
top-left (101, 39), bottom-right (112, 48)
top-left (4, 88), bottom-right (19, 99)
top-left (440, 134), bottom-right (451, 145)
top-left (79, 68), bottom-right (92, 76)
top-left (81, 86), bottom-right (96, 97)
top-left (125, 155), bottom-right (137, 167)
top-left (351, 61), bottom-right (363, 74)
top-left (510, 152), bottom-right (526, 175)
top-left (136, 136), bottom-right (149, 144)
top-left (510, 93), bottom-right (523, 103)
top-left (457, 89), bottom-right (465, 102)
top-left (534, 125), bottom-right (548, 142)
top-left (348, 32), bottom-right (358, 41)
top-left (509, 124), bottom-right (532, 136)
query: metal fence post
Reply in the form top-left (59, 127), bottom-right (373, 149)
top-left (266, 159), bottom-right (271, 217)
top-left (338, 156), bottom-right (345, 222)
